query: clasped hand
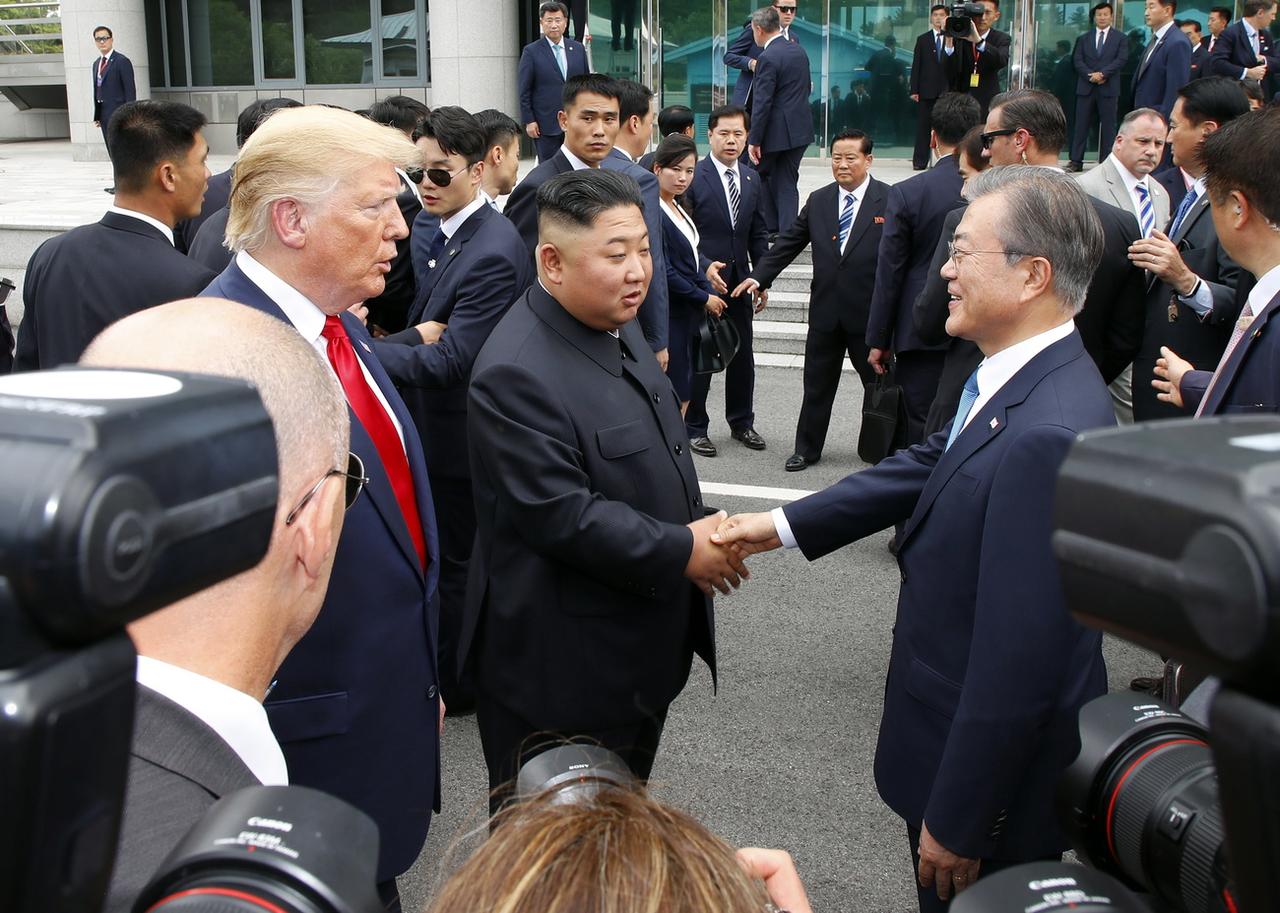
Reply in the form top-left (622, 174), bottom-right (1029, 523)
top-left (711, 511), bottom-right (783, 556)
top-left (685, 511), bottom-right (751, 596)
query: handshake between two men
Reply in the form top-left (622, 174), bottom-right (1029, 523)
top-left (683, 510), bottom-right (781, 597)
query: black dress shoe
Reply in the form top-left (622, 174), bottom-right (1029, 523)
top-left (688, 436), bottom-right (717, 457)
top-left (784, 453), bottom-right (813, 471)
top-left (1065, 162), bottom-right (1083, 173)
top-left (731, 427), bottom-right (766, 450)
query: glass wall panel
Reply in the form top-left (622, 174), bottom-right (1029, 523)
top-left (658, 0), bottom-right (716, 143)
top-left (165, 0), bottom-right (189, 86)
top-left (261, 0), bottom-right (298, 79)
top-left (589, 0), bottom-right (642, 81)
top-left (1032, 1), bottom-right (1092, 155)
top-left (303, 0), bottom-right (373, 84)
top-left (381, 0), bottom-right (419, 78)
top-left (144, 0), bottom-right (167, 88)
top-left (188, 0), bottom-right (255, 86)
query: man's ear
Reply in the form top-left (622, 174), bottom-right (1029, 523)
top-left (1024, 256), bottom-right (1053, 300)
top-left (157, 161), bottom-right (179, 193)
top-left (290, 480), bottom-right (342, 584)
top-left (538, 239), bottom-right (566, 285)
top-left (271, 199), bottom-right (309, 250)
top-left (558, 109), bottom-right (569, 132)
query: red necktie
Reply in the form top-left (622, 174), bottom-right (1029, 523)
top-left (321, 315), bottom-right (426, 568)
top-left (99, 57), bottom-right (107, 77)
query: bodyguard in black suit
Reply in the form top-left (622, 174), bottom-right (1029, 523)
top-left (908, 7), bottom-right (961, 170)
top-left (1207, 2), bottom-right (1280, 81)
top-left (1069, 2), bottom-right (1128, 169)
top-left (90, 26), bottom-right (135, 162)
top-left (372, 108), bottom-right (532, 711)
top-left (734, 130), bottom-right (887, 471)
top-left (747, 5), bottom-right (813, 235)
top-left (683, 105), bottom-right (771, 456)
top-left (952, 0), bottom-right (1011, 115)
top-left (16, 101), bottom-right (213, 371)
top-left (1186, 21), bottom-right (1209, 79)
top-left (1131, 0), bottom-right (1194, 120)
top-left (867, 93), bottom-right (981, 444)
top-left (518, 1), bottom-right (590, 163)
top-left (725, 21), bottom-right (763, 106)
top-left (464, 170), bottom-right (745, 804)
top-left (1130, 78), bottom-right (1251, 421)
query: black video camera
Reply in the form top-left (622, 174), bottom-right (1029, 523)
top-left (945, 2), bottom-right (985, 39)
top-left (0, 367), bottom-right (381, 913)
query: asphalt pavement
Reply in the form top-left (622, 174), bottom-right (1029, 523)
top-left (397, 363), bottom-right (1160, 913)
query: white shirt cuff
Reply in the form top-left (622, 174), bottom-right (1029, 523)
top-left (944, 45), bottom-right (955, 55)
top-left (1180, 278), bottom-right (1213, 317)
top-left (772, 506), bottom-right (799, 549)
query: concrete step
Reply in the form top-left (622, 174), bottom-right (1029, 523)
top-left (769, 264), bottom-right (812, 295)
top-left (759, 290), bottom-right (807, 323)
top-left (751, 319), bottom-right (808, 357)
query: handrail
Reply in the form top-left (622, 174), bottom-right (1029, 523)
top-left (0, 0), bottom-right (62, 54)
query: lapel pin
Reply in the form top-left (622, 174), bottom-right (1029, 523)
top-left (359, 339), bottom-right (372, 352)
top-left (428, 259), bottom-right (437, 268)
top-left (989, 417), bottom-right (999, 430)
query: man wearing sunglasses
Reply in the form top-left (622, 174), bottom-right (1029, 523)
top-left (199, 106), bottom-right (442, 913)
top-left (724, 1), bottom-right (799, 106)
top-left (374, 106), bottom-right (531, 716)
top-left (91, 25), bottom-right (136, 189)
top-left (80, 298), bottom-right (356, 913)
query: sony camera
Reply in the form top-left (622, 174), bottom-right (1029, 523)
top-left (945, 2), bottom-right (985, 39)
top-left (0, 367), bottom-right (381, 913)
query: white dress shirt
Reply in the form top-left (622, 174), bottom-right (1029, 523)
top-left (560, 144), bottom-right (593, 171)
top-left (108, 206), bottom-right (175, 246)
top-left (235, 250), bottom-right (406, 448)
top-left (772, 319), bottom-right (1077, 548)
top-left (837, 173), bottom-right (871, 256)
top-left (1240, 21), bottom-right (1262, 79)
top-left (136, 655), bottom-right (288, 786)
top-left (715, 157), bottom-right (742, 225)
top-left (1095, 27), bottom-right (1110, 49)
top-left (1110, 158), bottom-right (1154, 224)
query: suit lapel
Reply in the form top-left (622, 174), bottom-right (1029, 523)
top-left (413, 205), bottom-right (490, 323)
top-left (840, 181), bottom-right (883, 260)
top-left (1171, 191), bottom-right (1210, 245)
top-left (1203, 290), bottom-right (1280, 414)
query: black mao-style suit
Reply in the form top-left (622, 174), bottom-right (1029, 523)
top-left (908, 30), bottom-right (958, 169)
top-left (954, 30), bottom-right (1011, 115)
top-left (1182, 286), bottom-right (1280, 416)
top-left (1208, 20), bottom-right (1280, 80)
top-left (92, 51), bottom-right (135, 153)
top-left (1132, 189), bottom-right (1248, 422)
top-left (373, 202), bottom-right (532, 707)
top-left (749, 179), bottom-right (888, 462)
top-left (866, 154), bottom-right (962, 444)
top-left (15, 211), bottom-right (216, 371)
top-left (682, 155), bottom-right (770, 440)
top-left (1071, 27), bottom-right (1128, 165)
top-left (463, 284), bottom-right (713, 797)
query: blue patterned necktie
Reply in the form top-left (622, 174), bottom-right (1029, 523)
top-left (945, 369), bottom-right (981, 451)
top-left (553, 41), bottom-right (566, 78)
top-left (837, 193), bottom-right (855, 252)
top-left (1135, 182), bottom-right (1155, 238)
top-left (935, 32), bottom-right (943, 62)
top-left (725, 168), bottom-right (740, 226)
top-left (1169, 187), bottom-right (1198, 237)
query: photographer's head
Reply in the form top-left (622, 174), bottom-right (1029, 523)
top-left (80, 298), bottom-right (351, 697)
top-left (942, 167), bottom-right (1103, 354)
top-left (536, 170), bottom-right (650, 331)
top-left (1203, 106), bottom-right (1280, 277)
top-left (982, 89), bottom-right (1067, 166)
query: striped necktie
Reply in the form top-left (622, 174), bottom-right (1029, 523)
top-left (1169, 187), bottom-right (1198, 237)
top-left (725, 168), bottom-right (740, 227)
top-left (837, 193), bottom-right (855, 252)
top-left (1135, 182), bottom-right (1155, 238)
top-left (1195, 300), bottom-right (1257, 416)
top-left (946, 369), bottom-right (981, 451)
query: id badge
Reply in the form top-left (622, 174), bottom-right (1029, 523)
top-left (969, 71), bottom-right (980, 88)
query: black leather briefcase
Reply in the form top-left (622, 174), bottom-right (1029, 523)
top-left (693, 313), bottom-right (741, 374)
top-left (857, 368), bottom-right (907, 464)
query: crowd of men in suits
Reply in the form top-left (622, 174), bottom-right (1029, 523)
top-left (7, 7), bottom-right (1280, 913)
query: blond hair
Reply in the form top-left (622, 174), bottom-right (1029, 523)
top-left (428, 788), bottom-right (770, 913)
top-left (226, 105), bottom-right (421, 254)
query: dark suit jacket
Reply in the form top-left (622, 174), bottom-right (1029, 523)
top-left (725, 23), bottom-right (761, 106)
top-left (1208, 20), bottom-right (1280, 79)
top-left (783, 330), bottom-right (1112, 860)
top-left (750, 179), bottom-right (889, 335)
top-left (373, 202), bottom-right (531, 480)
top-left (1189, 41), bottom-right (1209, 79)
top-left (105, 685), bottom-right (258, 913)
top-left (867, 155), bottom-right (962, 354)
top-left (462, 284), bottom-right (714, 731)
top-left (910, 30), bottom-right (957, 100)
top-left (201, 260), bottom-right (441, 883)
top-left (503, 149), bottom-right (573, 259)
top-left (15, 212), bottom-right (215, 371)
top-left (603, 148), bottom-right (671, 352)
top-left (749, 35), bottom-right (812, 153)
top-left (1154, 165), bottom-right (1189, 210)
top-left (681, 155), bottom-right (769, 293)
top-left (410, 207), bottom-right (442, 288)
top-left (92, 51), bottom-right (135, 129)
top-left (1132, 25), bottom-right (1194, 118)
top-left (661, 206), bottom-right (713, 313)
top-left (1133, 188), bottom-right (1248, 421)
top-left (175, 167), bottom-right (232, 255)
top-left (955, 29), bottom-right (1011, 111)
top-left (1073, 27), bottom-right (1128, 97)
top-left (1183, 287), bottom-right (1280, 415)
top-left (517, 36), bottom-right (589, 135)
top-left (187, 206), bottom-right (233, 273)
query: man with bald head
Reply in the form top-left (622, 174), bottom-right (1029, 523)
top-left (200, 104), bottom-right (442, 907)
top-left (81, 299), bottom-right (354, 913)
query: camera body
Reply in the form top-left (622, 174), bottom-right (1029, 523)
top-left (945, 2), bottom-right (985, 39)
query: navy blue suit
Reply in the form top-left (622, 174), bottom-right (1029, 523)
top-left (1070, 26), bottom-right (1128, 165)
top-left (750, 34), bottom-right (812, 234)
top-left (374, 202), bottom-right (530, 705)
top-left (92, 51), bottom-right (135, 152)
top-left (660, 205), bottom-right (713, 402)
top-left (409, 207), bottom-right (442, 289)
top-left (866, 155), bottom-right (961, 442)
top-left (1183, 285), bottom-right (1280, 415)
top-left (517, 36), bottom-right (589, 162)
top-left (783, 330), bottom-right (1112, 882)
top-left (16, 212), bottom-right (215, 371)
top-left (1154, 165), bottom-right (1189, 210)
top-left (1208, 20), bottom-right (1280, 79)
top-left (188, 206), bottom-right (232, 273)
top-left (603, 148), bottom-right (671, 354)
top-left (1131, 25), bottom-right (1193, 119)
top-left (175, 167), bottom-right (232, 255)
top-left (724, 23), bottom-right (762, 106)
top-left (683, 155), bottom-right (769, 438)
top-left (201, 260), bottom-right (441, 884)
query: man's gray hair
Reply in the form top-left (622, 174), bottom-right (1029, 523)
top-left (965, 165), bottom-right (1103, 315)
top-left (751, 5), bottom-right (781, 32)
top-left (1119, 106), bottom-right (1165, 132)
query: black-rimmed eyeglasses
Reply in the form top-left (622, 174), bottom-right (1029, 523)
top-left (285, 451), bottom-right (369, 526)
top-left (980, 127), bottom-right (1017, 149)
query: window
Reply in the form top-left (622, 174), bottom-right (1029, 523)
top-left (303, 0), bottom-right (373, 84)
top-left (188, 0), bottom-right (255, 86)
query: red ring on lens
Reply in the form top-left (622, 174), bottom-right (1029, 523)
top-left (1104, 737), bottom-right (1207, 862)
top-left (145, 887), bottom-right (290, 913)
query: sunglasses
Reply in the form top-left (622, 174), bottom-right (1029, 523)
top-left (405, 163), bottom-right (470, 187)
top-left (980, 127), bottom-right (1017, 149)
top-left (94, 35), bottom-right (111, 41)
top-left (285, 451), bottom-right (369, 526)
top-left (775, 4), bottom-right (797, 10)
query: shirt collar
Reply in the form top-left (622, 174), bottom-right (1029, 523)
top-left (108, 205), bottom-right (175, 246)
top-left (1248, 263), bottom-right (1280, 314)
top-left (235, 250), bottom-right (327, 345)
top-left (1244, 20), bottom-right (1259, 39)
top-left (439, 194), bottom-right (487, 238)
top-left (136, 656), bottom-right (288, 786)
top-left (1154, 21), bottom-right (1175, 40)
top-left (764, 32), bottom-right (782, 49)
top-left (545, 35), bottom-right (565, 48)
top-left (839, 172), bottom-right (871, 203)
top-left (975, 319), bottom-right (1076, 403)
top-left (560, 144), bottom-right (594, 171)
top-left (715, 155), bottom-right (740, 179)
top-left (1111, 157), bottom-right (1146, 194)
